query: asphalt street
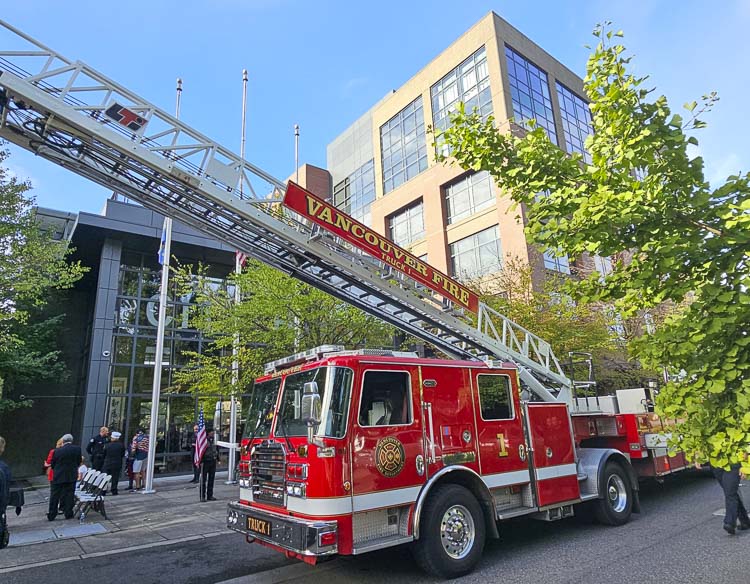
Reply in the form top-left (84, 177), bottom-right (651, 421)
top-left (3, 471), bottom-right (749, 584)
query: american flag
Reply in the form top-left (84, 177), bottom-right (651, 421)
top-left (194, 406), bottom-right (207, 467)
top-left (236, 250), bottom-right (248, 269)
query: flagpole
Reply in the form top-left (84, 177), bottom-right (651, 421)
top-left (227, 69), bottom-right (247, 485)
top-left (294, 123), bottom-right (300, 184)
top-left (143, 78), bottom-right (182, 494)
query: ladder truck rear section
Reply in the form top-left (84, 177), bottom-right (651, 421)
top-left (0, 21), bottom-right (685, 579)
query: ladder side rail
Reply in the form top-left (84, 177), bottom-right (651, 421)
top-left (0, 27), bottom-right (574, 401)
top-left (5, 109), bottom-right (571, 395)
top-left (1, 106), bottom-right (482, 362)
top-left (480, 304), bottom-right (567, 377)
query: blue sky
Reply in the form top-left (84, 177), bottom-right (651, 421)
top-left (2, 0), bottom-right (748, 214)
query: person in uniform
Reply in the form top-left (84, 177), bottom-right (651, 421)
top-left (48, 434), bottom-right (82, 520)
top-left (712, 463), bottom-right (750, 535)
top-left (86, 426), bottom-right (109, 471)
top-left (0, 436), bottom-right (10, 548)
top-left (102, 432), bottom-right (126, 495)
top-left (0, 436), bottom-right (10, 512)
top-left (200, 430), bottom-right (220, 502)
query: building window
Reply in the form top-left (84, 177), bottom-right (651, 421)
top-left (450, 225), bottom-right (502, 280)
top-left (333, 159), bottom-right (376, 226)
top-left (543, 249), bottom-right (571, 274)
top-left (504, 46), bottom-right (557, 143)
top-left (380, 96), bottom-right (428, 194)
top-left (444, 171), bottom-right (495, 224)
top-left (556, 82), bottom-right (592, 163)
top-left (431, 46), bottom-right (493, 156)
top-left (477, 375), bottom-right (513, 420)
top-left (388, 200), bottom-right (425, 247)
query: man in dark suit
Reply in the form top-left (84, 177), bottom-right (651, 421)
top-left (102, 432), bottom-right (126, 495)
top-left (48, 434), bottom-right (82, 521)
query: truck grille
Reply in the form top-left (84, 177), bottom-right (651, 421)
top-left (251, 440), bottom-right (286, 507)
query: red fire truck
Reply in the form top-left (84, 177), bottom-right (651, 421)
top-left (226, 346), bottom-right (657, 578)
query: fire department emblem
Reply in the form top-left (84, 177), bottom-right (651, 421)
top-left (375, 437), bottom-right (405, 478)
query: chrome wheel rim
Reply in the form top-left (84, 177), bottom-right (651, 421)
top-left (607, 474), bottom-right (627, 513)
top-left (440, 504), bottom-right (475, 560)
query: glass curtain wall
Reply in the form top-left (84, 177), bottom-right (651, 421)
top-left (107, 250), bottom-right (249, 475)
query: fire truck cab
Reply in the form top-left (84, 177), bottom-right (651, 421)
top-left (227, 346), bottom-right (639, 578)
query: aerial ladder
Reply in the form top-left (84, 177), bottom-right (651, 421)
top-left (0, 19), bottom-right (572, 405)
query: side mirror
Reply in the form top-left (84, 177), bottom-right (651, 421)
top-left (301, 381), bottom-right (321, 443)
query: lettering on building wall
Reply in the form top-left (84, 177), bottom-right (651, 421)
top-left (145, 294), bottom-right (192, 329)
top-left (283, 182), bottom-right (479, 313)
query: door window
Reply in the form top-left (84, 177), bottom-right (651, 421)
top-left (477, 374), bottom-right (514, 420)
top-left (358, 371), bottom-right (412, 427)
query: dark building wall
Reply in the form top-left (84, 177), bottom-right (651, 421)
top-left (0, 281), bottom-right (94, 478)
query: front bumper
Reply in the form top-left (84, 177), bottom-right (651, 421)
top-left (227, 501), bottom-right (338, 556)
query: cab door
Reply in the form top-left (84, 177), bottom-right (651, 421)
top-left (471, 369), bottom-right (530, 491)
top-left (350, 366), bottom-right (425, 513)
top-left (525, 402), bottom-right (580, 507)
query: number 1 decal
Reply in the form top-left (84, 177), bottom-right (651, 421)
top-left (497, 433), bottom-right (509, 457)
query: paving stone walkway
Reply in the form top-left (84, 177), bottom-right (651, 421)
top-left (1, 472), bottom-right (235, 572)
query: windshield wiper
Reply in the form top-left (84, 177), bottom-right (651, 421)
top-left (276, 411), bottom-right (295, 453)
top-left (246, 403), bottom-right (272, 448)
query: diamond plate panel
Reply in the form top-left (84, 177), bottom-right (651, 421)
top-left (353, 506), bottom-right (409, 545)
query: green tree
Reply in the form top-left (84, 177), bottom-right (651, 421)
top-left (435, 24), bottom-right (750, 470)
top-left (172, 260), bottom-right (395, 395)
top-left (476, 256), bottom-right (645, 393)
top-left (0, 147), bottom-right (86, 413)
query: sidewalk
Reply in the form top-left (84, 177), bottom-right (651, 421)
top-left (1, 473), bottom-right (236, 573)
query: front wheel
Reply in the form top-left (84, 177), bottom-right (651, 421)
top-left (412, 484), bottom-right (486, 579)
top-left (595, 461), bottom-right (633, 526)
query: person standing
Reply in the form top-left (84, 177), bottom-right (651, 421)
top-left (188, 424), bottom-right (200, 484)
top-left (47, 434), bottom-right (81, 521)
top-left (712, 463), bottom-right (750, 535)
top-left (44, 437), bottom-right (64, 483)
top-left (200, 430), bottom-right (220, 502)
top-left (102, 432), bottom-right (126, 495)
top-left (125, 441), bottom-right (135, 491)
top-left (0, 436), bottom-right (10, 512)
top-left (0, 436), bottom-right (10, 548)
top-left (86, 426), bottom-right (109, 471)
top-left (130, 429), bottom-right (149, 491)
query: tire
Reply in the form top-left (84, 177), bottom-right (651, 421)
top-left (594, 461), bottom-right (633, 526)
top-left (412, 484), bottom-right (486, 579)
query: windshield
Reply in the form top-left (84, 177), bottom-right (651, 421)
top-left (317, 367), bottom-right (353, 439)
top-left (278, 366), bottom-right (353, 439)
top-left (243, 377), bottom-right (281, 440)
top-left (278, 367), bottom-right (326, 437)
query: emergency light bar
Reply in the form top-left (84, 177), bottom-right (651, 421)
top-left (263, 346), bottom-right (421, 374)
top-left (324, 349), bottom-right (419, 359)
top-left (264, 345), bottom-right (344, 374)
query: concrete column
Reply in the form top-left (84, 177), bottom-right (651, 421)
top-left (80, 238), bottom-right (122, 444)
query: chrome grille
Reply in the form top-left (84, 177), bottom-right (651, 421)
top-left (251, 441), bottom-right (286, 507)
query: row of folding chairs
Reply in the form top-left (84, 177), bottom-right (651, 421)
top-left (73, 470), bottom-right (112, 520)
